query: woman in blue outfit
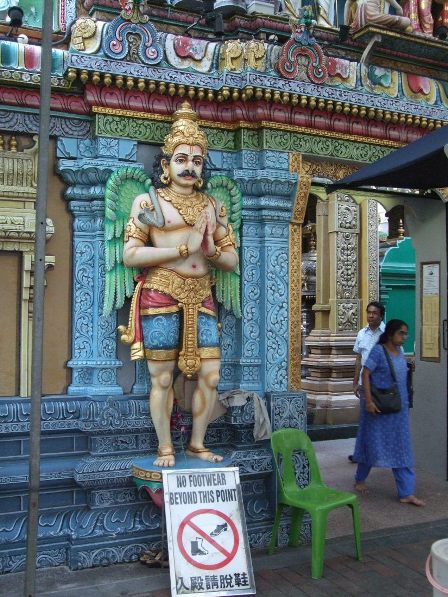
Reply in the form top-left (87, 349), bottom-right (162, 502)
top-left (353, 319), bottom-right (425, 506)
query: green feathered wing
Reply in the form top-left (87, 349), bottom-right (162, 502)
top-left (103, 166), bottom-right (153, 317)
top-left (207, 175), bottom-right (242, 318)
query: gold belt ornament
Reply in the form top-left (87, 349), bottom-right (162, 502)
top-left (143, 268), bottom-right (213, 377)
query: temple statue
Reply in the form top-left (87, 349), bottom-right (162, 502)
top-left (402, 0), bottom-right (434, 34)
top-left (433, 0), bottom-right (448, 37)
top-left (284, 0), bottom-right (336, 27)
top-left (103, 102), bottom-right (241, 468)
top-left (346, 0), bottom-right (413, 33)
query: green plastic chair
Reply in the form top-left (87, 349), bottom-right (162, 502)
top-left (268, 428), bottom-right (362, 579)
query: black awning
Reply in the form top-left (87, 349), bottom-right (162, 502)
top-left (327, 125), bottom-right (448, 193)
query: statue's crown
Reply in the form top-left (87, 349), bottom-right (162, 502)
top-left (162, 102), bottom-right (208, 157)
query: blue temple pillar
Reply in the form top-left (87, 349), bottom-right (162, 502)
top-left (57, 137), bottom-right (139, 396)
top-left (230, 149), bottom-right (296, 393)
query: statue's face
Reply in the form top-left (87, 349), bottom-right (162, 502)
top-left (164, 144), bottom-right (204, 190)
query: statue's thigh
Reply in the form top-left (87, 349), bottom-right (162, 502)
top-left (197, 311), bottom-right (220, 348)
top-left (142, 310), bottom-right (180, 363)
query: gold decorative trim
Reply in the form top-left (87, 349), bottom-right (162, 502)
top-left (92, 106), bottom-right (406, 147)
top-left (159, 187), bottom-right (209, 226)
top-left (198, 306), bottom-right (217, 317)
top-left (131, 341), bottom-right (145, 360)
top-left (300, 159), bottom-right (359, 182)
top-left (287, 154), bottom-right (360, 390)
top-left (288, 223), bottom-right (303, 391)
top-left (145, 348), bottom-right (179, 360)
top-left (124, 217), bottom-right (149, 243)
top-left (142, 267), bottom-right (213, 376)
top-left (288, 153), bottom-right (313, 390)
top-left (199, 347), bottom-right (221, 359)
top-left (215, 224), bottom-right (237, 249)
top-left (133, 466), bottom-right (163, 482)
top-left (140, 305), bottom-right (180, 315)
top-left (162, 101), bottom-right (208, 156)
top-left (144, 346), bottom-right (220, 360)
top-left (352, 24), bottom-right (448, 49)
top-left (118, 280), bottom-right (143, 345)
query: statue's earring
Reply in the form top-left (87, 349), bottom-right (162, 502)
top-left (160, 170), bottom-right (171, 185)
top-left (194, 178), bottom-right (204, 189)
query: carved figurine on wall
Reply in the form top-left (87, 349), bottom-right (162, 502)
top-left (433, 0), bottom-right (448, 38)
top-left (402, 0), bottom-right (433, 35)
top-left (346, 0), bottom-right (413, 33)
top-left (103, 102), bottom-right (241, 468)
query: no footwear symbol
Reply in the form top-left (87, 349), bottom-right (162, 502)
top-left (177, 508), bottom-right (239, 571)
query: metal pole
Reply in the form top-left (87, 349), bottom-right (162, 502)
top-left (23, 0), bottom-right (54, 593)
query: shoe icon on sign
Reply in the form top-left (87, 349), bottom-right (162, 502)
top-left (210, 523), bottom-right (228, 537)
top-left (190, 538), bottom-right (208, 556)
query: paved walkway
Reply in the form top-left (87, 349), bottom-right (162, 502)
top-left (141, 520), bottom-right (448, 597)
top-left (1, 439), bottom-right (447, 596)
top-left (1, 519), bottom-right (446, 596)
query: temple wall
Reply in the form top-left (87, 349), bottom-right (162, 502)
top-left (0, 131), bottom-right (308, 572)
top-left (0, 252), bottom-right (20, 396)
top-left (405, 199), bottom-right (447, 477)
top-left (1, 0), bottom-right (448, 574)
top-left (42, 141), bottom-right (72, 395)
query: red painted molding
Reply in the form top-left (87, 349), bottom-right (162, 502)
top-left (84, 85), bottom-right (425, 144)
top-left (0, 87), bottom-right (90, 115)
top-left (0, 84), bottom-right (424, 145)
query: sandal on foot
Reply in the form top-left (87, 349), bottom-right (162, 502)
top-left (187, 444), bottom-right (222, 462)
top-left (157, 445), bottom-right (175, 457)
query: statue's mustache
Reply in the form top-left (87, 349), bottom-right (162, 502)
top-left (179, 170), bottom-right (198, 178)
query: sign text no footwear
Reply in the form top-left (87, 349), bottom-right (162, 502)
top-left (163, 467), bottom-right (256, 597)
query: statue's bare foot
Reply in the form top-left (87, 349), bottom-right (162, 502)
top-left (186, 444), bottom-right (223, 464)
top-left (154, 445), bottom-right (175, 467)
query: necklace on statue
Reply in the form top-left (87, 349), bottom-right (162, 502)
top-left (159, 187), bottom-right (209, 226)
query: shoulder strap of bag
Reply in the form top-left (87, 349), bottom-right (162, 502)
top-left (381, 345), bottom-right (397, 383)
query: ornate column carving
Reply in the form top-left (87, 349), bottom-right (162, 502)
top-left (288, 153), bottom-right (311, 390)
top-left (367, 199), bottom-right (379, 303)
top-left (302, 192), bottom-right (362, 425)
top-left (57, 137), bottom-right (138, 395)
top-left (218, 149), bottom-right (295, 392)
top-left (287, 157), bottom-right (359, 390)
top-left (329, 193), bottom-right (361, 333)
top-left (313, 200), bottom-right (330, 330)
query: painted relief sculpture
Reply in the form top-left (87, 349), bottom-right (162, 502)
top-left (347, 0), bottom-right (413, 33)
top-left (277, 5), bottom-right (329, 84)
top-left (433, 0), bottom-right (448, 36)
top-left (402, 0), bottom-right (434, 34)
top-left (103, 102), bottom-right (241, 468)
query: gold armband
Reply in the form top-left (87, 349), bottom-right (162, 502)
top-left (177, 244), bottom-right (189, 258)
top-left (124, 217), bottom-right (149, 244)
top-left (140, 199), bottom-right (154, 211)
top-left (207, 246), bottom-right (222, 262)
top-left (215, 224), bottom-right (237, 249)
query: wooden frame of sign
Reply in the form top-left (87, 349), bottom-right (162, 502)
top-left (162, 467), bottom-right (256, 597)
top-left (420, 261), bottom-right (441, 362)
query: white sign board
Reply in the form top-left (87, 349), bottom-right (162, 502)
top-left (162, 467), bottom-right (256, 597)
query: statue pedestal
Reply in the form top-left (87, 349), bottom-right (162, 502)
top-left (132, 453), bottom-right (233, 567)
top-left (133, 452), bottom-right (232, 505)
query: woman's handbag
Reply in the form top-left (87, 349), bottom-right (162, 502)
top-left (370, 346), bottom-right (402, 414)
top-left (407, 362), bottom-right (414, 408)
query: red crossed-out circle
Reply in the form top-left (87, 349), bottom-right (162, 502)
top-left (177, 508), bottom-right (239, 571)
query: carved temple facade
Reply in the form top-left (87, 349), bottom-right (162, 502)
top-left (0, 0), bottom-right (447, 573)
